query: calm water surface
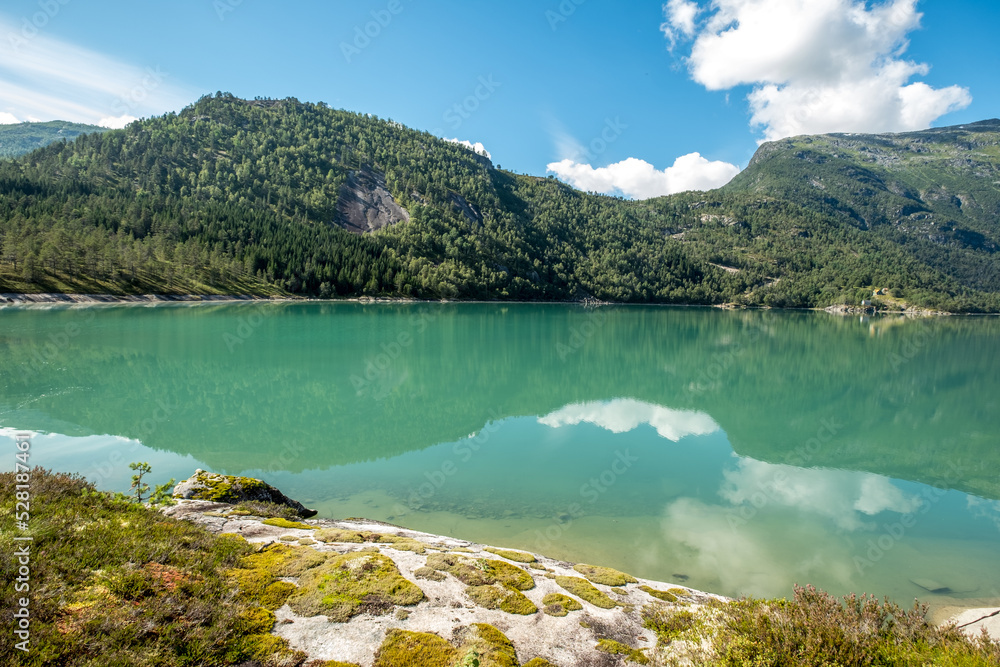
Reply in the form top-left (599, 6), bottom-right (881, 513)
top-left (2, 302), bottom-right (999, 610)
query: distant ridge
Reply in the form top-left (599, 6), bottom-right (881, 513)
top-left (1, 93), bottom-right (998, 312)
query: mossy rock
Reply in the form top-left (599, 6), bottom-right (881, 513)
top-left (484, 547), bottom-right (536, 563)
top-left (229, 544), bottom-right (326, 609)
top-left (242, 543), bottom-right (327, 577)
top-left (313, 528), bottom-right (425, 553)
top-left (541, 593), bottom-right (583, 617)
top-left (456, 623), bottom-right (520, 667)
top-left (263, 517), bottom-right (316, 530)
top-left (315, 528), bottom-right (366, 543)
top-left (522, 659), bottom-right (559, 667)
top-left (173, 469), bottom-right (316, 517)
top-left (466, 583), bottom-right (538, 615)
top-left (426, 553), bottom-right (534, 591)
top-left (373, 629), bottom-right (458, 667)
top-left (573, 563), bottom-right (637, 587)
top-left (639, 585), bottom-right (677, 602)
top-left (288, 551), bottom-right (424, 622)
top-left (315, 662), bottom-right (362, 667)
top-left (596, 639), bottom-right (649, 665)
top-left (414, 566), bottom-right (447, 582)
top-left (555, 576), bottom-right (617, 609)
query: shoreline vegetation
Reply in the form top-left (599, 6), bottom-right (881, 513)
top-left (0, 291), bottom-right (969, 317)
top-left (2, 468), bottom-right (998, 666)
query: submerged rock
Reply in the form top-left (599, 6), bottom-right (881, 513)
top-left (172, 469), bottom-right (317, 517)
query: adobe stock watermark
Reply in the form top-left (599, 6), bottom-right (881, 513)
top-left (726, 417), bottom-right (843, 532)
top-left (556, 308), bottom-right (607, 361)
top-left (438, 75), bottom-right (501, 132)
top-left (223, 304), bottom-right (273, 352)
top-left (546, 0), bottom-right (587, 31)
top-left (533, 449), bottom-right (639, 553)
top-left (852, 460), bottom-right (964, 575)
top-left (7, 0), bottom-right (71, 52)
top-left (350, 308), bottom-right (438, 401)
top-left (571, 117), bottom-right (628, 165)
top-left (341, 0), bottom-right (409, 64)
top-left (214, 0), bottom-right (245, 21)
top-left (687, 323), bottom-right (767, 395)
top-left (22, 310), bottom-right (95, 376)
top-left (108, 66), bottom-right (169, 121)
top-left (11, 431), bottom-right (34, 653)
top-left (389, 409), bottom-right (505, 518)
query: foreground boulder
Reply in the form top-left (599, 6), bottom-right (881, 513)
top-left (172, 469), bottom-right (317, 517)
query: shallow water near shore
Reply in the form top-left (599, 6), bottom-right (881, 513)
top-left (2, 302), bottom-right (1000, 609)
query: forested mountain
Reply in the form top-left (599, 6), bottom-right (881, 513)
top-left (1, 93), bottom-right (998, 311)
top-left (0, 121), bottom-right (108, 160)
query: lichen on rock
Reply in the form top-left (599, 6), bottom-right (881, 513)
top-left (172, 470), bottom-right (317, 517)
top-left (288, 551), bottom-right (424, 622)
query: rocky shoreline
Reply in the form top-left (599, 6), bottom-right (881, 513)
top-left (164, 472), bottom-right (998, 666)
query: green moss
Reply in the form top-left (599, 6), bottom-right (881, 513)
top-left (228, 633), bottom-right (307, 665)
top-left (288, 551), bottom-right (424, 622)
top-left (466, 583), bottom-right (538, 615)
top-left (314, 528), bottom-right (366, 543)
top-left (522, 659), bottom-right (559, 667)
top-left (596, 639), bottom-right (649, 665)
top-left (262, 517), bottom-right (316, 530)
top-left (484, 547), bottom-right (536, 563)
top-left (541, 592), bottom-right (583, 617)
top-left (573, 563), bottom-right (637, 587)
top-left (378, 534), bottom-right (427, 554)
top-left (259, 581), bottom-right (297, 610)
top-left (639, 586), bottom-right (677, 602)
top-left (414, 566), bottom-right (447, 582)
top-left (611, 587), bottom-right (628, 595)
top-left (426, 553), bottom-right (535, 590)
top-left (232, 606), bottom-right (276, 634)
top-left (229, 544), bottom-right (326, 610)
top-left (642, 606), bottom-right (702, 643)
top-left (373, 629), bottom-right (459, 667)
top-left (313, 528), bottom-right (425, 552)
top-left (456, 623), bottom-right (520, 667)
top-left (555, 576), bottom-right (617, 609)
top-left (187, 472), bottom-right (271, 503)
top-left (315, 662), bottom-right (362, 667)
top-left (667, 587), bottom-right (691, 598)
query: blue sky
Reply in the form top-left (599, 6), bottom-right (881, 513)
top-left (1, 0), bottom-right (997, 199)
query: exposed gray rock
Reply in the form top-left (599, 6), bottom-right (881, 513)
top-left (335, 165), bottom-right (410, 234)
top-left (171, 469), bottom-right (317, 517)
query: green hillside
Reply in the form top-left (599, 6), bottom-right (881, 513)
top-left (1, 94), bottom-right (998, 311)
top-left (0, 121), bottom-right (109, 160)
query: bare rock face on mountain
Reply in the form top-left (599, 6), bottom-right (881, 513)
top-left (335, 165), bottom-right (411, 234)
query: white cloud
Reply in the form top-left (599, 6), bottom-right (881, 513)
top-left (0, 111), bottom-right (20, 124)
top-left (547, 153), bottom-right (741, 199)
top-left (0, 16), bottom-right (198, 125)
top-left (98, 114), bottom-right (138, 129)
top-left (661, 0), bottom-right (701, 49)
top-left (720, 458), bottom-right (922, 531)
top-left (445, 138), bottom-right (492, 160)
top-left (663, 0), bottom-right (972, 141)
top-left (539, 399), bottom-right (720, 441)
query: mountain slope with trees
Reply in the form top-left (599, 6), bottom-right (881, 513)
top-left (1, 94), bottom-right (998, 311)
top-left (0, 121), bottom-right (109, 160)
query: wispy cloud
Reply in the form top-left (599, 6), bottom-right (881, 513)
top-left (0, 14), bottom-right (199, 126)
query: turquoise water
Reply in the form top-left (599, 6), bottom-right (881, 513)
top-left (2, 302), bottom-right (999, 608)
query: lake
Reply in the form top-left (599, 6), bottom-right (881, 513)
top-left (2, 302), bottom-right (999, 610)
